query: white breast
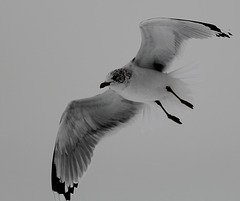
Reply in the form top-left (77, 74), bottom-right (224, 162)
top-left (116, 66), bottom-right (170, 103)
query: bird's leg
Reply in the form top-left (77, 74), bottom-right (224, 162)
top-left (155, 100), bottom-right (182, 124)
top-left (166, 86), bottom-right (194, 109)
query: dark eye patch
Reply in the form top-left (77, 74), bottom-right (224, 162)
top-left (112, 75), bottom-right (118, 81)
top-left (111, 68), bottom-right (132, 84)
top-left (112, 70), bottom-right (125, 83)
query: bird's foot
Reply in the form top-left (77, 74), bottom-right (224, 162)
top-left (180, 99), bottom-right (193, 109)
top-left (167, 114), bottom-right (182, 124)
top-left (155, 100), bottom-right (182, 124)
top-left (166, 86), bottom-right (194, 109)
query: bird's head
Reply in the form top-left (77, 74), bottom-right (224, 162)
top-left (100, 68), bottom-right (132, 91)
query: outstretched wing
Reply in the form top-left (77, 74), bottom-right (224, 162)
top-left (52, 89), bottom-right (142, 200)
top-left (133, 18), bottom-right (231, 72)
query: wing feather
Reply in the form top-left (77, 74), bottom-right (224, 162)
top-left (134, 18), bottom-right (231, 72)
top-left (51, 89), bottom-right (142, 200)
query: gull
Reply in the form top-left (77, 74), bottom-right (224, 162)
top-left (51, 18), bottom-right (231, 200)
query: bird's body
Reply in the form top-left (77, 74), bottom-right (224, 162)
top-left (51, 18), bottom-right (232, 200)
top-left (113, 63), bottom-right (170, 102)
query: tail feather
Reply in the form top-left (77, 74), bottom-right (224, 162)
top-left (139, 63), bottom-right (201, 130)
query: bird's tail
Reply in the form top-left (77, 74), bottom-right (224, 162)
top-left (139, 63), bottom-right (201, 131)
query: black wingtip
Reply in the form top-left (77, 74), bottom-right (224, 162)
top-left (200, 23), bottom-right (232, 38)
top-left (216, 32), bottom-right (231, 38)
top-left (51, 151), bottom-right (78, 201)
top-left (171, 18), bottom-right (232, 38)
top-left (198, 22), bottom-right (232, 38)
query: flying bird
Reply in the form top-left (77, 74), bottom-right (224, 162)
top-left (51, 18), bottom-right (231, 200)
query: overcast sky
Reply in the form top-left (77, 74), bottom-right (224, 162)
top-left (0, 0), bottom-right (239, 201)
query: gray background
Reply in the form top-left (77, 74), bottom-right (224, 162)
top-left (0, 0), bottom-right (239, 201)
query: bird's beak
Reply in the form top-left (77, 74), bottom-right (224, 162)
top-left (100, 81), bottom-right (111, 88)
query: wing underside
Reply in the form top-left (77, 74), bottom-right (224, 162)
top-left (134, 18), bottom-right (231, 72)
top-left (52, 89), bottom-right (142, 200)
